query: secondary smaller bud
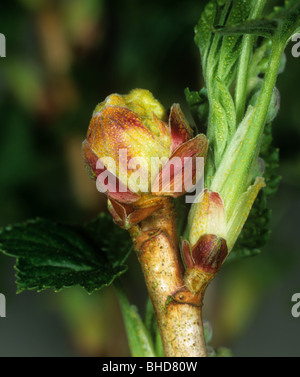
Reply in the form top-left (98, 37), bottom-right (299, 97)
top-left (183, 190), bottom-right (228, 293)
top-left (182, 235), bottom-right (228, 274)
top-left (182, 235), bottom-right (228, 294)
top-left (191, 234), bottom-right (228, 274)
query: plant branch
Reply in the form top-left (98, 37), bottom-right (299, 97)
top-left (129, 198), bottom-right (208, 357)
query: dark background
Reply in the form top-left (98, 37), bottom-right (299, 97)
top-left (0, 0), bottom-right (299, 356)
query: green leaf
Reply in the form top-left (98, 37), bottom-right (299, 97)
top-left (246, 39), bottom-right (273, 98)
top-left (0, 214), bottom-right (132, 293)
top-left (214, 77), bottom-right (236, 139)
top-left (114, 282), bottom-right (156, 357)
top-left (203, 320), bottom-right (213, 344)
top-left (204, 1), bottom-right (232, 91)
top-left (227, 192), bottom-right (270, 263)
top-left (210, 98), bottom-right (228, 166)
top-left (184, 87), bottom-right (209, 129)
top-left (216, 19), bottom-right (277, 39)
top-left (211, 105), bottom-right (255, 209)
top-left (229, 122), bottom-right (280, 262)
top-left (195, 0), bottom-right (231, 86)
top-left (249, 86), bottom-right (280, 125)
top-left (194, 0), bottom-right (218, 74)
top-left (144, 298), bottom-right (164, 357)
top-left (195, 1), bottom-right (247, 177)
top-left (271, 1), bottom-right (300, 44)
top-left (217, 1), bottom-right (300, 45)
top-left (216, 0), bottom-right (251, 87)
top-left (225, 246), bottom-right (262, 263)
top-left (226, 176), bottom-right (266, 252)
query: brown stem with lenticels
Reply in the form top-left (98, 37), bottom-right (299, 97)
top-left (129, 198), bottom-right (212, 357)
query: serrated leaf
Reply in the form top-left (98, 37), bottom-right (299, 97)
top-left (214, 77), bottom-right (236, 139)
top-left (195, 0), bottom-right (232, 86)
top-left (210, 99), bottom-right (228, 166)
top-left (194, 0), bottom-right (218, 74)
top-left (271, 1), bottom-right (300, 44)
top-left (84, 214), bottom-right (132, 270)
top-left (217, 1), bottom-right (300, 46)
top-left (204, 1), bottom-right (233, 90)
top-left (0, 214), bottom-right (132, 293)
top-left (216, 0), bottom-right (251, 87)
top-left (216, 19), bottom-right (277, 39)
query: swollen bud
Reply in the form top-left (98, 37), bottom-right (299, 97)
top-left (82, 88), bottom-right (208, 229)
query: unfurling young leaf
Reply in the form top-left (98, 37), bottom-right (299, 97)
top-left (216, 0), bottom-right (251, 88)
top-left (215, 19), bottom-right (278, 39)
top-left (217, 0), bottom-right (300, 46)
top-left (194, 0), bottom-right (218, 76)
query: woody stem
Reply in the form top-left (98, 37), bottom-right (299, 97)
top-left (129, 198), bottom-right (207, 357)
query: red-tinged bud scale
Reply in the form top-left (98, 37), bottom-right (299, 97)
top-left (182, 235), bottom-right (228, 294)
top-left (191, 234), bottom-right (228, 274)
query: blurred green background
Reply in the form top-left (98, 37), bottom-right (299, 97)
top-left (0, 0), bottom-right (299, 357)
